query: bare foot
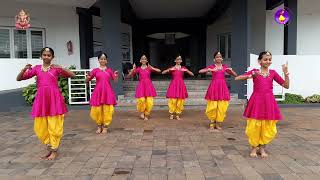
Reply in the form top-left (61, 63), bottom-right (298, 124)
top-left (216, 125), bottom-right (222, 130)
top-left (46, 151), bottom-right (57, 160)
top-left (169, 114), bottom-right (174, 120)
top-left (96, 126), bottom-right (102, 134)
top-left (250, 147), bottom-right (259, 158)
top-left (144, 116), bottom-right (149, 121)
top-left (101, 127), bottom-right (108, 134)
top-left (40, 151), bottom-right (51, 159)
top-left (259, 147), bottom-right (268, 158)
top-left (176, 115), bottom-right (181, 120)
top-left (209, 124), bottom-right (217, 132)
top-left (140, 113), bottom-right (145, 119)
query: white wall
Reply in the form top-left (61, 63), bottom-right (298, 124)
top-left (297, 0), bottom-right (320, 55)
top-left (265, 4), bottom-right (284, 55)
top-left (265, 1), bottom-right (320, 55)
top-left (206, 8), bottom-right (232, 66)
top-left (0, 59), bottom-right (41, 91)
top-left (248, 54), bottom-right (320, 98)
top-left (0, 1), bottom-right (80, 91)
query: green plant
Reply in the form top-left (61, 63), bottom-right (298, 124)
top-left (278, 93), bottom-right (305, 104)
top-left (305, 94), bottom-right (320, 103)
top-left (22, 84), bottom-right (37, 105)
top-left (58, 76), bottom-right (69, 104)
top-left (22, 65), bottom-right (76, 105)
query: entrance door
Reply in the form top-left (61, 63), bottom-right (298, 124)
top-left (147, 32), bottom-right (191, 79)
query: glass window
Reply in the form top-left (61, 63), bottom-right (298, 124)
top-left (228, 34), bottom-right (231, 58)
top-left (219, 35), bottom-right (226, 57)
top-left (31, 30), bottom-right (44, 58)
top-left (14, 30), bottom-right (27, 58)
top-left (0, 27), bottom-right (45, 59)
top-left (0, 29), bottom-right (10, 58)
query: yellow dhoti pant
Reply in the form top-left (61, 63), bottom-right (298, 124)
top-left (90, 105), bottom-right (114, 127)
top-left (136, 97), bottom-right (154, 116)
top-left (205, 100), bottom-right (229, 122)
top-left (246, 119), bottom-right (278, 147)
top-left (34, 115), bottom-right (64, 151)
top-left (168, 98), bottom-right (185, 115)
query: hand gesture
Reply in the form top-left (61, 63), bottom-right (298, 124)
top-left (23, 64), bottom-right (32, 71)
top-left (132, 63), bottom-right (136, 70)
top-left (282, 61), bottom-right (288, 74)
top-left (251, 70), bottom-right (257, 78)
top-left (148, 64), bottom-right (154, 69)
top-left (114, 71), bottom-right (119, 77)
top-left (86, 72), bottom-right (90, 78)
top-left (181, 67), bottom-right (187, 72)
top-left (207, 68), bottom-right (217, 72)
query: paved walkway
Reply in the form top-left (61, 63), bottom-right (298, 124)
top-left (0, 106), bottom-right (320, 180)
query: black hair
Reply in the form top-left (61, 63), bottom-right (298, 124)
top-left (140, 54), bottom-right (149, 61)
top-left (98, 52), bottom-right (108, 59)
top-left (258, 51), bottom-right (272, 60)
top-left (174, 53), bottom-right (182, 59)
top-left (213, 51), bottom-right (222, 59)
top-left (40, 47), bottom-right (54, 57)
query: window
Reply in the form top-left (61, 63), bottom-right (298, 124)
top-left (14, 30), bottom-right (27, 58)
top-left (218, 35), bottom-right (226, 57)
top-left (228, 34), bottom-right (231, 58)
top-left (217, 33), bottom-right (231, 59)
top-left (31, 30), bottom-right (44, 58)
top-left (0, 27), bottom-right (45, 59)
top-left (0, 29), bottom-right (10, 58)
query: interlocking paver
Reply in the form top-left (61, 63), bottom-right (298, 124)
top-left (0, 106), bottom-right (319, 179)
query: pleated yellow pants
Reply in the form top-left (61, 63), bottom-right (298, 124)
top-left (246, 119), bottom-right (278, 147)
top-left (168, 98), bottom-right (185, 115)
top-left (34, 115), bottom-right (64, 151)
top-left (136, 97), bottom-right (154, 116)
top-left (90, 105), bottom-right (114, 126)
top-left (205, 100), bottom-right (229, 122)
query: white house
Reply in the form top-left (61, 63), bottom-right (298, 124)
top-left (0, 0), bottom-right (319, 110)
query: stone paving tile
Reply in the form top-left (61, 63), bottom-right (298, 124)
top-left (279, 173), bottom-right (303, 180)
top-left (0, 107), bottom-right (319, 179)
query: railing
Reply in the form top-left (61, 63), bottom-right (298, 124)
top-left (68, 69), bottom-right (95, 105)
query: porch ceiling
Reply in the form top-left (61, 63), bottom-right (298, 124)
top-left (13, 0), bottom-right (97, 8)
top-left (129, 0), bottom-right (217, 19)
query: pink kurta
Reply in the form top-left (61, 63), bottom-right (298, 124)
top-left (166, 67), bottom-right (188, 99)
top-left (22, 65), bottom-right (68, 118)
top-left (132, 67), bottom-right (157, 98)
top-left (205, 64), bottom-right (231, 101)
top-left (89, 68), bottom-right (117, 106)
top-left (243, 69), bottom-right (285, 120)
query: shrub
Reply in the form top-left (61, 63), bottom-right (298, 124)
top-left (278, 93), bottom-right (305, 104)
top-left (305, 94), bottom-right (320, 103)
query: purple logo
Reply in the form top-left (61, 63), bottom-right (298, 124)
top-left (274, 8), bottom-right (290, 25)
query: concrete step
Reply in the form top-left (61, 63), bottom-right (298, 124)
top-left (117, 93), bottom-right (242, 106)
top-left (120, 80), bottom-right (240, 106)
top-left (123, 91), bottom-right (208, 97)
top-left (123, 80), bottom-right (213, 91)
top-left (123, 80), bottom-right (212, 87)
